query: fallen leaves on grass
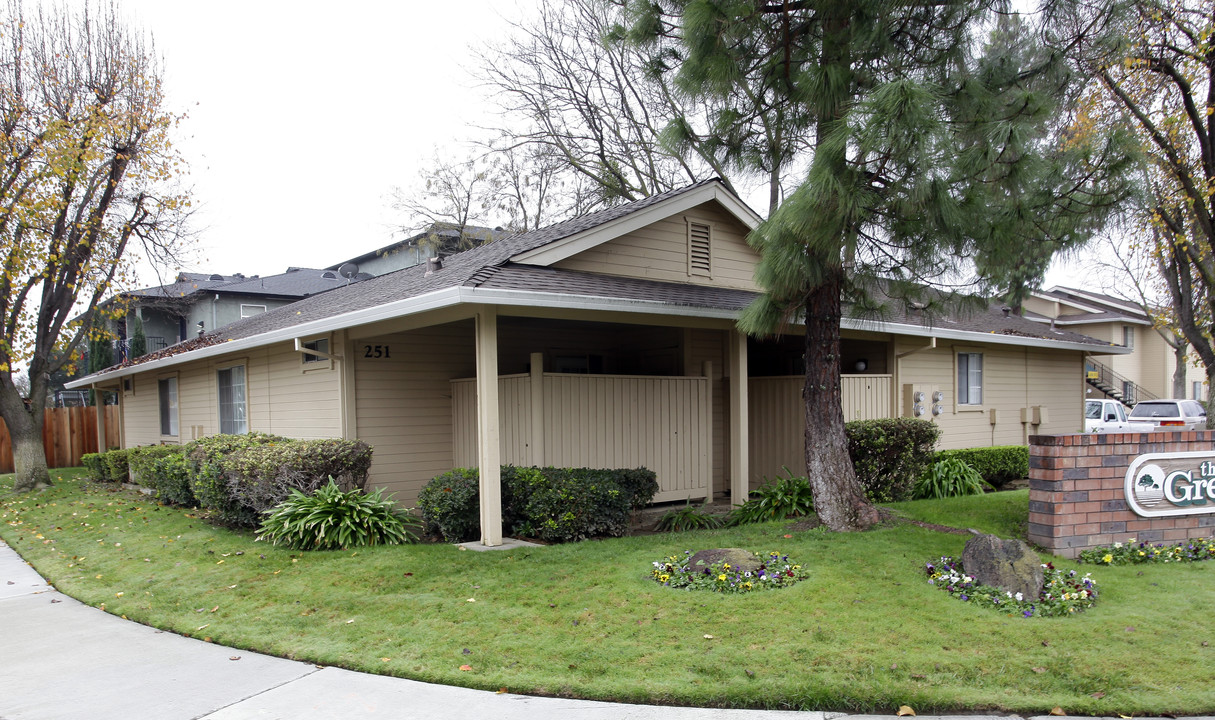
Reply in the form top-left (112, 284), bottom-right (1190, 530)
top-left (896, 705), bottom-right (915, 716)
top-left (459, 664), bottom-right (472, 671)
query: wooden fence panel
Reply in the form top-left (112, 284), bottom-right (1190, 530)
top-left (0, 405), bottom-right (120, 474)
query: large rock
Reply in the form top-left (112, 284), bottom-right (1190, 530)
top-left (960, 533), bottom-right (1044, 600)
top-left (685, 548), bottom-right (762, 575)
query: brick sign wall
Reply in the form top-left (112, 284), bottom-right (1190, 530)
top-left (1029, 431), bottom-right (1215, 558)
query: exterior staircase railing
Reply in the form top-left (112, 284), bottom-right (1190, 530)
top-left (1084, 358), bottom-right (1159, 406)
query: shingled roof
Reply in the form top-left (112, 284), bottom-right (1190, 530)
top-left (67, 179), bottom-right (1124, 386)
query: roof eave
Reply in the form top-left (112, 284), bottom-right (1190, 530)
top-left (67, 285), bottom-right (1121, 389)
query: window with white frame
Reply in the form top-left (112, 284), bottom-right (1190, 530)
top-left (217, 365), bottom-right (247, 434)
top-left (302, 337), bottom-right (329, 365)
top-left (957, 352), bottom-right (983, 405)
top-left (1122, 325), bottom-right (1135, 349)
top-left (158, 377), bottom-right (178, 436)
top-left (1195, 381), bottom-right (1205, 401)
top-left (240, 304), bottom-right (267, 318)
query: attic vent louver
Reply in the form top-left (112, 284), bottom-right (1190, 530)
top-left (687, 221), bottom-right (711, 277)
top-left (209, 274), bottom-right (224, 281)
top-left (322, 271), bottom-right (337, 279)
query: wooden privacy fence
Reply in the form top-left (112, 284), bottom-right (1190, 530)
top-left (748, 374), bottom-right (892, 485)
top-left (452, 372), bottom-right (712, 503)
top-left (0, 406), bottom-right (120, 473)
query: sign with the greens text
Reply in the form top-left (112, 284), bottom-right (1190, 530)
top-left (1125, 451), bottom-right (1215, 518)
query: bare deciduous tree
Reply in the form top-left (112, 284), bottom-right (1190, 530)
top-left (0, 1), bottom-right (191, 491)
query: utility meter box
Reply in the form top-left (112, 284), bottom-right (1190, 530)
top-left (902, 383), bottom-right (941, 420)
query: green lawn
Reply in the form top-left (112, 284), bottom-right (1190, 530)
top-left (3, 470), bottom-right (1213, 714)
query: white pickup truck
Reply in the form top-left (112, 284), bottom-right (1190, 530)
top-left (1084, 399), bottom-right (1154, 433)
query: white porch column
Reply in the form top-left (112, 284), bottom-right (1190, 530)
top-left (476, 307), bottom-right (503, 546)
top-left (728, 330), bottom-right (749, 504)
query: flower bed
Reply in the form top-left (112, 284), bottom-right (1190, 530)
top-left (1078, 536), bottom-right (1215, 565)
top-left (925, 557), bottom-right (1097, 617)
top-left (651, 550), bottom-right (808, 593)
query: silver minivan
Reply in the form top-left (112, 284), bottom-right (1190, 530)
top-left (1127, 399), bottom-right (1208, 430)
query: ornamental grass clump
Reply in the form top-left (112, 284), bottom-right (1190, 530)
top-left (651, 550), bottom-right (808, 593)
top-left (913, 458), bottom-right (990, 499)
top-left (925, 556), bottom-right (1097, 617)
top-left (1078, 536), bottom-right (1215, 565)
top-left (655, 501), bottom-right (725, 532)
top-left (728, 468), bottom-right (814, 525)
top-left (257, 479), bottom-right (421, 551)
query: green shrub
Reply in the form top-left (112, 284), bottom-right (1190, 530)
top-left (417, 465), bottom-right (659, 543)
top-left (729, 468), bottom-right (814, 525)
top-left (257, 478), bottom-right (421, 551)
top-left (143, 447), bottom-right (195, 507)
top-left (222, 439), bottom-right (373, 524)
top-left (656, 502), bottom-right (725, 532)
top-left (417, 468), bottom-right (483, 542)
top-left (81, 453), bottom-right (106, 481)
top-left (846, 418), bottom-right (940, 502)
top-left (936, 445), bottom-right (1027, 489)
top-left (914, 458), bottom-right (990, 499)
top-left (186, 435), bottom-right (374, 528)
top-left (102, 448), bottom-right (132, 484)
top-left (127, 445), bottom-right (184, 486)
top-left (515, 468), bottom-right (633, 542)
top-left (186, 433), bottom-right (288, 527)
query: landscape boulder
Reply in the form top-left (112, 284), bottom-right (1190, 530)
top-left (960, 533), bottom-right (1044, 601)
top-left (686, 548), bottom-right (762, 575)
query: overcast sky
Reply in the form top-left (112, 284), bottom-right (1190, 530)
top-left (97, 0), bottom-right (534, 281)
top-left (54, 0), bottom-right (1090, 290)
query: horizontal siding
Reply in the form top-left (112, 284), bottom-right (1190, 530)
top-left (354, 321), bottom-right (475, 506)
top-left (261, 343), bottom-right (342, 439)
top-left (554, 201), bottom-right (759, 291)
top-left (896, 341), bottom-right (1084, 450)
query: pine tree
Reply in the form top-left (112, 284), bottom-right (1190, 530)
top-left (627, 1), bottom-right (1135, 530)
top-left (129, 316), bottom-right (147, 359)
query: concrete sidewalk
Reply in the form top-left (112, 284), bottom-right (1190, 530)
top-left (0, 540), bottom-right (1197, 720)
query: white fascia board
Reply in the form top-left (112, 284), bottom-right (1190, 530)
top-left (66, 283), bottom-right (1123, 390)
top-left (459, 287), bottom-right (1125, 353)
top-left (1023, 314), bottom-right (1152, 327)
top-left (1037, 288), bottom-right (1148, 320)
top-left (509, 182), bottom-right (762, 266)
top-left (64, 286), bottom-right (467, 388)
top-left (1060, 287), bottom-right (1146, 315)
top-left (843, 316), bottom-right (1131, 354)
top-left (454, 287), bottom-right (741, 320)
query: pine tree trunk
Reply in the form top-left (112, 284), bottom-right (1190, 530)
top-left (802, 269), bottom-right (879, 532)
top-left (1, 390), bottom-right (51, 492)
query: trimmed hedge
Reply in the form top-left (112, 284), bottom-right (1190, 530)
top-left (935, 445), bottom-right (1028, 489)
top-left (129, 445), bottom-right (195, 507)
top-left (185, 434), bottom-right (374, 528)
top-left (81, 453), bottom-right (106, 482)
top-left (418, 465), bottom-right (659, 543)
top-left (846, 418), bottom-right (941, 503)
top-left (128, 446), bottom-right (183, 486)
top-left (102, 448), bottom-right (133, 484)
top-left (187, 433), bottom-right (287, 527)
